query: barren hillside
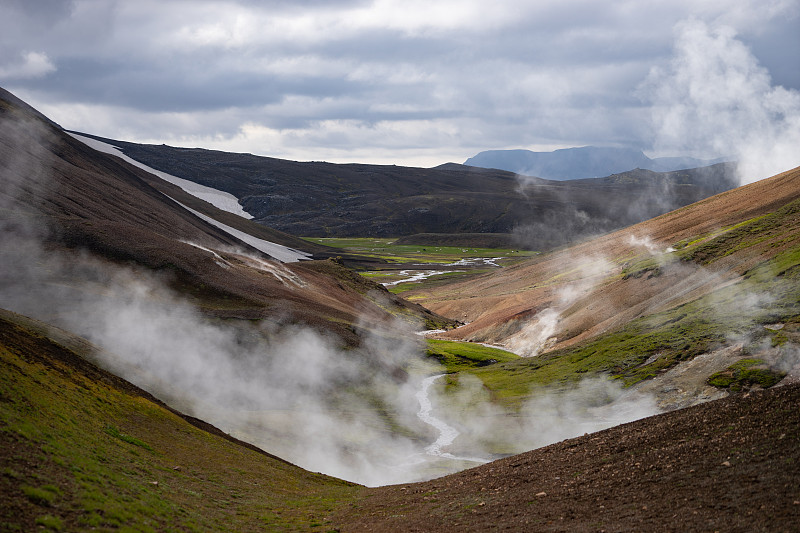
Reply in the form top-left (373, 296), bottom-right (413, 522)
top-left (411, 166), bottom-right (800, 352)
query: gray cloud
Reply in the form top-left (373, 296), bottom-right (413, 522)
top-left (2, 0), bottom-right (798, 167)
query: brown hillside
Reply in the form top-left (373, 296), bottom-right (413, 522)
top-left (410, 166), bottom-right (800, 351)
top-left (337, 381), bottom-right (800, 532)
top-left (0, 88), bottom-right (453, 344)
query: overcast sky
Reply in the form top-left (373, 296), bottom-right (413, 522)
top-left (2, 0), bottom-right (799, 176)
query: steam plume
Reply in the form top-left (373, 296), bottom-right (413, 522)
top-left (0, 111), bottom-right (665, 487)
top-left (641, 18), bottom-right (800, 184)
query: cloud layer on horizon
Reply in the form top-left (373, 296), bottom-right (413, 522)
top-left (2, 0), bottom-right (799, 172)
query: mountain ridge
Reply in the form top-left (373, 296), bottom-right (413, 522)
top-left (71, 132), bottom-right (738, 250)
top-left (464, 145), bottom-right (728, 180)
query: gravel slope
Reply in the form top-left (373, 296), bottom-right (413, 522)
top-left (337, 383), bottom-right (800, 532)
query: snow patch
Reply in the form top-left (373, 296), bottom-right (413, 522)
top-left (172, 200), bottom-right (311, 263)
top-left (68, 132), bottom-right (253, 219)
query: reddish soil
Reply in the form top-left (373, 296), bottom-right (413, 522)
top-left (336, 383), bottom-right (800, 532)
top-left (410, 167), bottom-right (800, 349)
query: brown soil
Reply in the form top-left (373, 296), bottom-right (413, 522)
top-left (0, 88), bottom-right (454, 346)
top-left (409, 166), bottom-right (800, 350)
top-left (336, 382), bottom-right (800, 532)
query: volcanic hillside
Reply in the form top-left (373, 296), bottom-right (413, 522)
top-left (78, 133), bottom-right (738, 249)
top-left (0, 87), bottom-right (452, 345)
top-left (1, 88), bottom-right (799, 531)
top-left (1, 307), bottom-right (798, 531)
top-left (404, 164), bottom-right (800, 413)
top-left (412, 166), bottom-right (800, 350)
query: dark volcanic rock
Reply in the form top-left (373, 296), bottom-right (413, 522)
top-left (75, 134), bottom-right (739, 249)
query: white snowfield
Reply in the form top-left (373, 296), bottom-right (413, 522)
top-left (69, 132), bottom-right (312, 263)
top-left (173, 200), bottom-right (311, 263)
top-left (68, 133), bottom-right (253, 219)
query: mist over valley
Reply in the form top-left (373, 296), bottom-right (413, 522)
top-left (2, 6), bottom-right (800, 525)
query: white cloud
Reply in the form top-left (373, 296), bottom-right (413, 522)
top-left (641, 18), bottom-right (800, 183)
top-left (0, 51), bottom-right (56, 79)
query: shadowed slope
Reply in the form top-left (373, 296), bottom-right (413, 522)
top-left (0, 88), bottom-right (454, 343)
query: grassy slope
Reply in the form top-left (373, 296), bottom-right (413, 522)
top-left (425, 339), bottom-right (520, 373)
top-left (303, 237), bottom-right (536, 295)
top-left (447, 198), bottom-right (800, 407)
top-left (0, 312), bottom-right (360, 532)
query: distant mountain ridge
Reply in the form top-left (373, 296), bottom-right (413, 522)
top-left (464, 146), bottom-right (728, 180)
top-left (73, 135), bottom-right (738, 249)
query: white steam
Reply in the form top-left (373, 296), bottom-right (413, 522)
top-left (505, 255), bottom-right (614, 356)
top-left (430, 374), bottom-right (660, 457)
top-left (0, 112), bottom-right (667, 488)
top-left (628, 234), bottom-right (675, 256)
top-left (0, 238), bottom-right (435, 486)
top-left (642, 18), bottom-right (800, 184)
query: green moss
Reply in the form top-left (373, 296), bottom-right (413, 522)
top-left (21, 485), bottom-right (60, 506)
top-left (34, 515), bottom-right (63, 531)
top-left (620, 256), bottom-right (670, 280)
top-left (104, 425), bottom-right (153, 451)
top-left (425, 339), bottom-right (519, 373)
top-left (707, 359), bottom-right (787, 391)
top-left (682, 198), bottom-right (800, 265)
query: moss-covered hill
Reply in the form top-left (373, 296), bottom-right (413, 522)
top-left (0, 310), bottom-right (361, 532)
top-left (4, 308), bottom-right (798, 532)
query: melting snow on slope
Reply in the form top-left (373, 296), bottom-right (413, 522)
top-left (69, 132), bottom-right (311, 263)
top-left (69, 133), bottom-right (253, 219)
top-left (173, 200), bottom-right (311, 263)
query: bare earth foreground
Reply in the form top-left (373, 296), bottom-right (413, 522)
top-left (336, 383), bottom-right (800, 532)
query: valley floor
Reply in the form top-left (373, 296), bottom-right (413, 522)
top-left (336, 382), bottom-right (800, 532)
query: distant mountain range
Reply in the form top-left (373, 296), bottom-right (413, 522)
top-left (72, 135), bottom-right (738, 249)
top-left (464, 146), bottom-right (729, 180)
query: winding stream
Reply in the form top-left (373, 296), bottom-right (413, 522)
top-left (415, 374), bottom-right (488, 464)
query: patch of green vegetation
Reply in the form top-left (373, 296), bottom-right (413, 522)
top-left (303, 237), bottom-right (536, 264)
top-left (0, 316), bottom-right (361, 531)
top-left (104, 425), bottom-right (153, 451)
top-left (305, 237), bottom-right (537, 295)
top-left (21, 484), bottom-right (61, 506)
top-left (458, 245), bottom-right (800, 407)
top-left (425, 339), bottom-right (519, 373)
top-left (707, 359), bottom-right (787, 391)
top-left (620, 255), bottom-right (670, 280)
top-left (681, 198), bottom-right (800, 265)
top-left (771, 331), bottom-right (789, 347)
top-left (34, 515), bottom-right (63, 531)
